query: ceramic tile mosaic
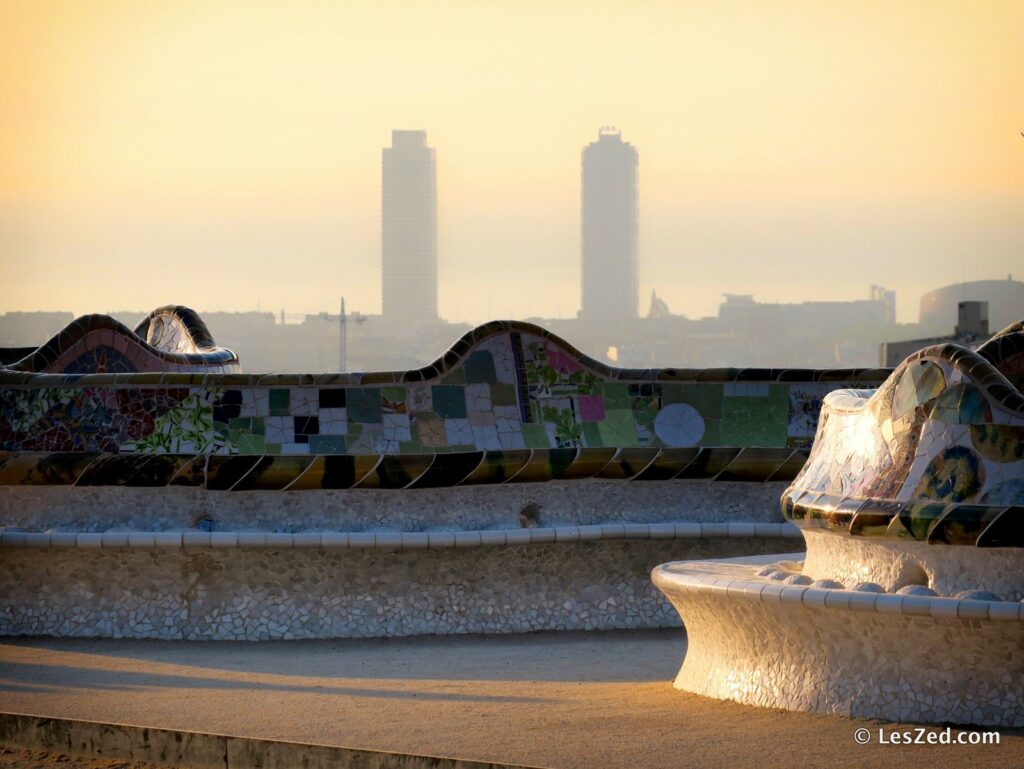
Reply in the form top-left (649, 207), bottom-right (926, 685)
top-left (783, 321), bottom-right (1024, 548)
top-left (0, 306), bottom-right (239, 375)
top-left (0, 311), bottom-right (894, 489)
top-left (652, 323), bottom-right (1024, 728)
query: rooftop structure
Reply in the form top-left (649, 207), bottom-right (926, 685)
top-left (918, 277), bottom-right (1024, 334)
top-left (881, 300), bottom-right (992, 366)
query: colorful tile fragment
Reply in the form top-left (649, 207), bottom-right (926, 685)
top-left (784, 321), bottom-right (1024, 547)
top-left (1, 314), bottom-right (907, 490)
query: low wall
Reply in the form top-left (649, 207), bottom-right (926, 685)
top-left (0, 711), bottom-right (530, 769)
top-left (0, 479), bottom-right (787, 532)
top-left (0, 479), bottom-right (799, 639)
top-left (0, 535), bottom-right (798, 640)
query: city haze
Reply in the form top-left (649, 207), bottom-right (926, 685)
top-left (1, 0), bottom-right (1022, 323)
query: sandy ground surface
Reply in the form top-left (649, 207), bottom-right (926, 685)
top-left (0, 630), bottom-right (1021, 769)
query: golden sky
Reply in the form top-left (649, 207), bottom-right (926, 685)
top-left (1, 0), bottom-right (1022, 323)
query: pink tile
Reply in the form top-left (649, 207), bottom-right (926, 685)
top-left (578, 395), bottom-right (605, 421)
top-left (547, 346), bottom-right (583, 374)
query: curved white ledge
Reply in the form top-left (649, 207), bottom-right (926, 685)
top-left (653, 555), bottom-right (1024, 726)
top-left (0, 521), bottom-right (802, 550)
top-left (653, 556), bottom-right (1024, 622)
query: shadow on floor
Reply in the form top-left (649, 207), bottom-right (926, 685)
top-left (0, 660), bottom-right (556, 704)
top-left (0, 629), bottom-right (687, 684)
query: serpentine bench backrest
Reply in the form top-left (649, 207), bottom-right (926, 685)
top-left (0, 315), bottom-right (891, 490)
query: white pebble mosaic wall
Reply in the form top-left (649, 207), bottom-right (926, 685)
top-left (653, 556), bottom-right (1024, 727)
top-left (0, 539), bottom-right (800, 640)
top-left (0, 480), bottom-right (788, 534)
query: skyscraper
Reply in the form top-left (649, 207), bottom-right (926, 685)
top-left (580, 128), bottom-right (639, 321)
top-left (381, 130), bottom-right (437, 322)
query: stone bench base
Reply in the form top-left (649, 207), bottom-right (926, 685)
top-left (1, 536), bottom-right (797, 640)
top-left (652, 555), bottom-right (1024, 727)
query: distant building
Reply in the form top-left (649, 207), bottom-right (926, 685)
top-left (580, 128), bottom-right (638, 322)
top-left (647, 290), bottom-right (671, 319)
top-left (881, 301), bottom-right (991, 367)
top-left (381, 130), bottom-right (438, 322)
top-left (718, 286), bottom-right (895, 336)
top-left (918, 277), bottom-right (1024, 335)
top-left (0, 311), bottom-right (75, 348)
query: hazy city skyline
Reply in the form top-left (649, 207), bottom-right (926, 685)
top-left (1, 1), bottom-right (1022, 324)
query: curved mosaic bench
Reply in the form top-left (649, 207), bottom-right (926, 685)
top-left (782, 320), bottom-right (1024, 596)
top-left (654, 321), bottom-right (1024, 726)
top-left (0, 305), bottom-right (240, 375)
top-left (0, 316), bottom-right (889, 481)
top-left (652, 555), bottom-right (1023, 726)
top-left (1, 313), bottom-right (890, 640)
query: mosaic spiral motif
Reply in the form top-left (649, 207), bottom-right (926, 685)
top-left (0, 315), bottom-right (893, 489)
top-left (784, 321), bottom-right (1024, 547)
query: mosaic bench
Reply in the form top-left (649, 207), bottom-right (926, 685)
top-left (0, 305), bottom-right (240, 375)
top-left (654, 321), bottom-right (1024, 726)
top-left (1, 309), bottom-right (890, 639)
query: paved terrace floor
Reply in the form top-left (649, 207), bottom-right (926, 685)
top-left (0, 631), bottom-right (1021, 769)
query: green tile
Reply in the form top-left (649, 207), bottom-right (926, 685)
top-left (698, 419), bottom-right (721, 447)
top-left (441, 367), bottom-right (466, 384)
top-left (269, 388), bottom-right (290, 416)
top-left (632, 396), bottom-right (658, 426)
top-left (720, 385), bottom-right (788, 447)
top-left (491, 383), bottom-right (518, 407)
top-left (581, 421), bottom-right (603, 447)
top-left (700, 384), bottom-right (723, 418)
top-left (521, 423), bottom-right (551, 448)
top-left (662, 383), bottom-right (702, 408)
top-left (382, 385), bottom-right (406, 403)
top-left (464, 350), bottom-right (498, 384)
top-left (309, 434), bottom-right (347, 454)
top-left (236, 434), bottom-right (267, 454)
top-left (431, 385), bottom-right (467, 419)
top-left (600, 382), bottom-right (631, 410)
top-left (348, 388), bottom-right (382, 423)
top-left (229, 417), bottom-right (253, 431)
top-left (598, 409), bottom-right (638, 447)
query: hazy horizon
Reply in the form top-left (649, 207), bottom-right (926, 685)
top-left (2, 1), bottom-right (1022, 324)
